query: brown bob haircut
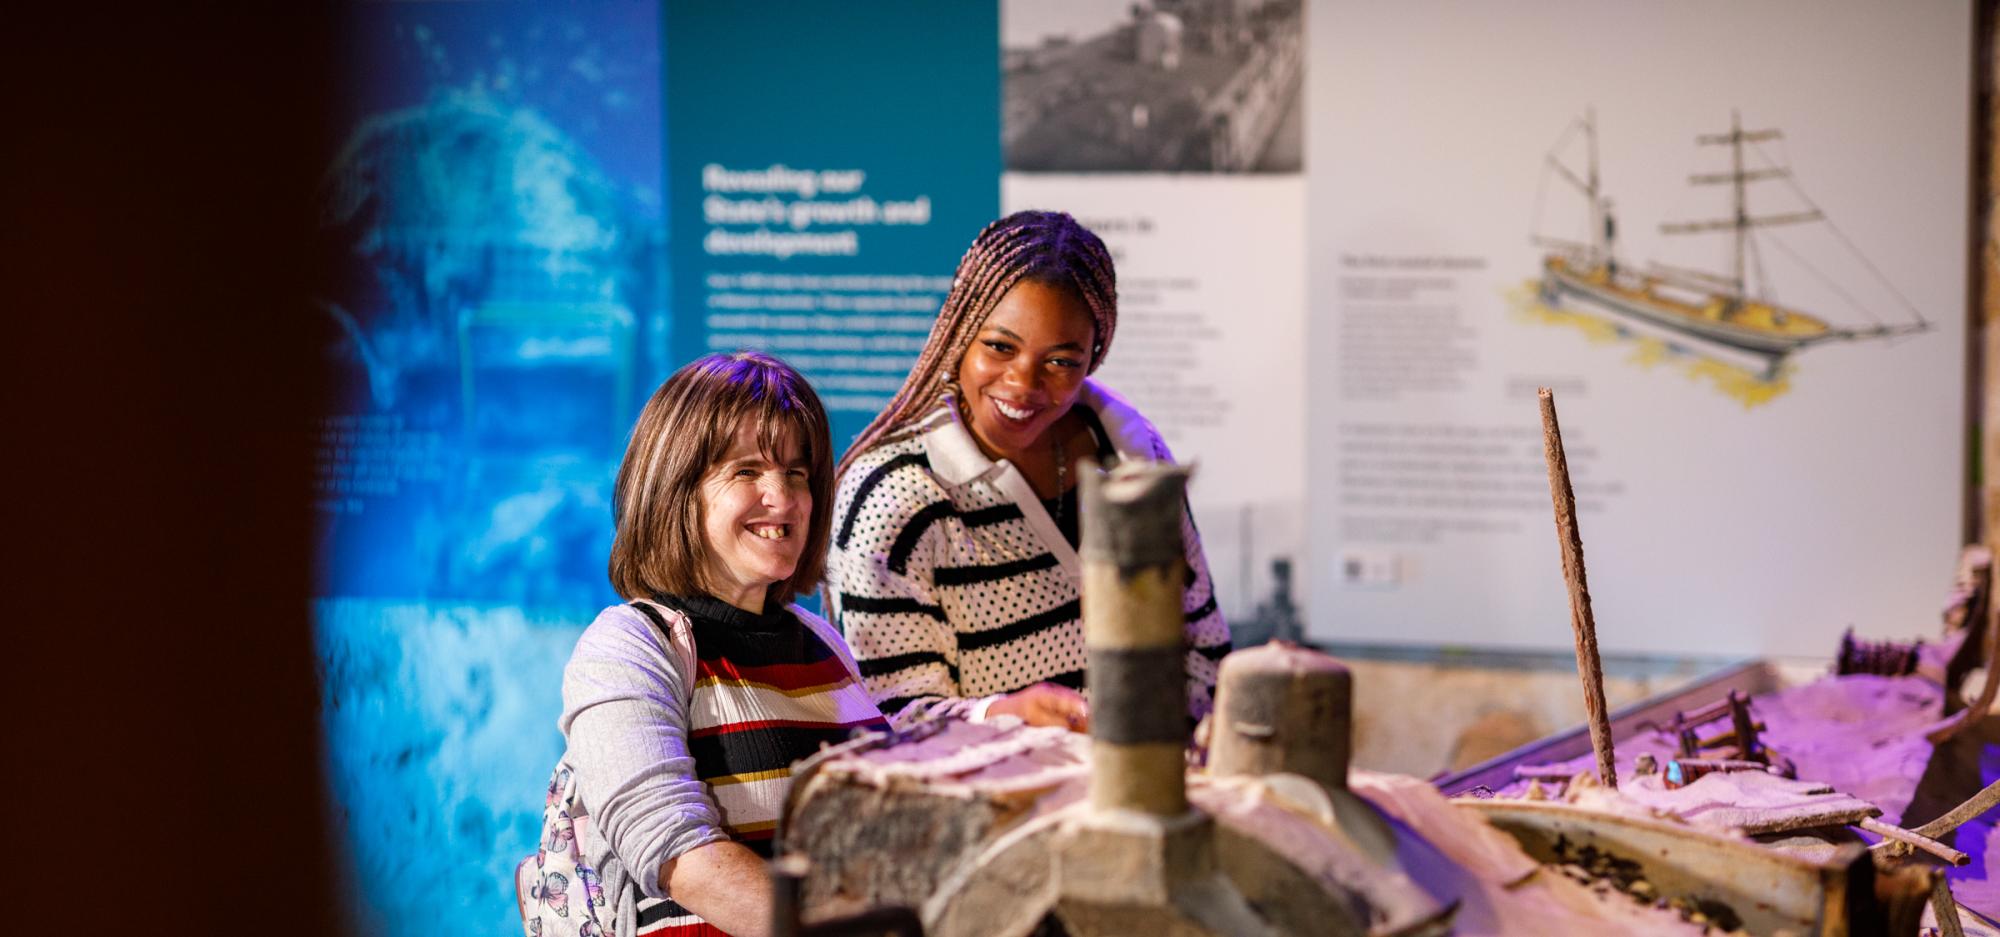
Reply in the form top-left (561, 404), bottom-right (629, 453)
top-left (608, 351), bottom-right (835, 606)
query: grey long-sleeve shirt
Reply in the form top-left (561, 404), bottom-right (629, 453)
top-left (558, 601), bottom-right (726, 921)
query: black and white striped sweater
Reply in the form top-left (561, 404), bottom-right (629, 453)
top-left (826, 379), bottom-right (1231, 720)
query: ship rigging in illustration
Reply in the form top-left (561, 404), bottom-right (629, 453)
top-left (1531, 109), bottom-right (1929, 379)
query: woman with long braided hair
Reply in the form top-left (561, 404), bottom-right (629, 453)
top-left (825, 210), bottom-right (1231, 729)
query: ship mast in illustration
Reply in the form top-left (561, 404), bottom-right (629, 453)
top-left (1532, 109), bottom-right (1929, 377)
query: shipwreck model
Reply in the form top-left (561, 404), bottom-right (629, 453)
top-left (769, 457), bottom-right (1948, 936)
top-left (1430, 390), bottom-right (1999, 936)
top-left (1532, 109), bottom-right (1930, 377)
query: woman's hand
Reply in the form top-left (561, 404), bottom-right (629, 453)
top-left (987, 682), bottom-right (1090, 732)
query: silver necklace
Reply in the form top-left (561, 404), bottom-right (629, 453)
top-left (1053, 432), bottom-right (1067, 522)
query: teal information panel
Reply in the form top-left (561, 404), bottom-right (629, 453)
top-left (665, 1), bottom-right (1001, 453)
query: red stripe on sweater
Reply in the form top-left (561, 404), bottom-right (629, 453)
top-left (688, 715), bottom-right (889, 739)
top-left (694, 653), bottom-right (854, 689)
top-left (636, 921), bottom-right (730, 936)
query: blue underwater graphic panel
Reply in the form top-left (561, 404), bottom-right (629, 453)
top-left (312, 3), bottom-right (665, 934)
top-left (314, 4), bottom-right (1000, 933)
top-left (664, 0), bottom-right (1001, 454)
top-left (316, 3), bottom-right (666, 607)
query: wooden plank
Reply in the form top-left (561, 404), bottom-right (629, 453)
top-left (1467, 799), bottom-right (1861, 936)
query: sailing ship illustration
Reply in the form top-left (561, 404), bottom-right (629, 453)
top-left (1532, 109), bottom-right (1929, 377)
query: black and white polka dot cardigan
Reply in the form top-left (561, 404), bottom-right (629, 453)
top-left (826, 379), bottom-right (1231, 721)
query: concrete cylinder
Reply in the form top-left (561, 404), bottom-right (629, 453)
top-left (1080, 460), bottom-right (1191, 816)
top-left (1207, 641), bottom-right (1352, 793)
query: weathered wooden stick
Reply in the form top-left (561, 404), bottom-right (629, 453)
top-left (1079, 460), bottom-right (1192, 817)
top-left (1936, 546), bottom-right (1992, 695)
top-left (1911, 780), bottom-right (2000, 842)
top-left (1669, 758), bottom-right (1770, 772)
top-left (1694, 722), bottom-right (1765, 749)
top-left (1539, 388), bottom-right (1617, 789)
top-left (1931, 871), bottom-right (1967, 937)
top-left (1859, 817), bottom-right (1970, 866)
top-left (1927, 591), bottom-right (1999, 743)
top-left (1864, 780), bottom-right (1992, 860)
top-left (1511, 763), bottom-right (1582, 782)
top-left (1675, 697), bottom-right (1736, 728)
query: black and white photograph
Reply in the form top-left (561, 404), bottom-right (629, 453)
top-left (1003, 0), bottom-right (1304, 173)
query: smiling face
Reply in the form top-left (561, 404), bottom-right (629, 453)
top-left (955, 279), bottom-right (1098, 464)
top-left (698, 418), bottom-right (813, 613)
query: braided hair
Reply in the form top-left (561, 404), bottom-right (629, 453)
top-left (837, 210), bottom-right (1118, 477)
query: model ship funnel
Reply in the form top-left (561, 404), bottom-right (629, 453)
top-left (1079, 459), bottom-right (1195, 816)
top-left (1208, 641), bottom-right (1353, 794)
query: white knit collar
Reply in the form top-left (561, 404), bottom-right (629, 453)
top-left (921, 378), bottom-right (1158, 485)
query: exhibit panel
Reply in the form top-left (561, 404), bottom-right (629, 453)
top-left (1002, 0), bottom-right (1312, 634)
top-left (664, 1), bottom-right (1001, 454)
top-left (1000, 175), bottom-right (1310, 631)
top-left (1305, 0), bottom-right (1973, 656)
top-left (312, 5), bottom-right (1002, 933)
top-left (311, 5), bottom-right (666, 933)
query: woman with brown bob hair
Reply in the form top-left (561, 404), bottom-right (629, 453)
top-left (607, 351), bottom-right (835, 608)
top-left (525, 351), bottom-right (887, 937)
top-left (825, 210), bottom-right (1231, 731)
